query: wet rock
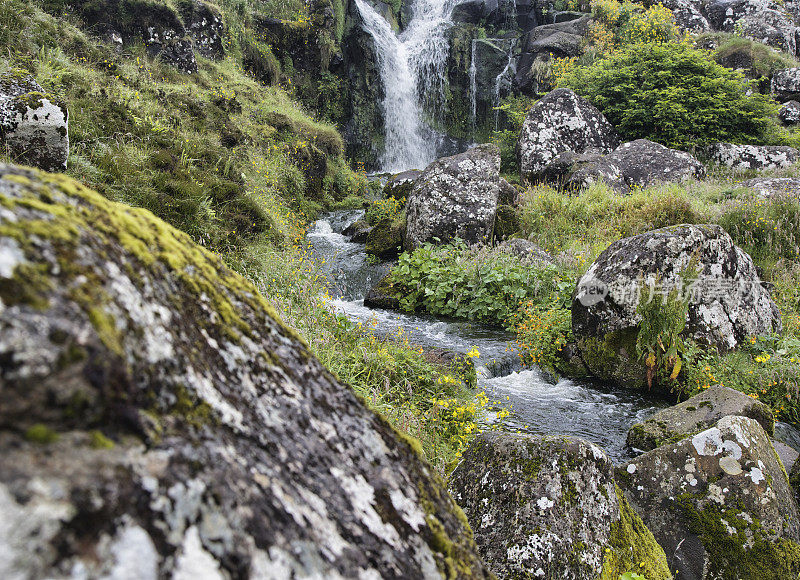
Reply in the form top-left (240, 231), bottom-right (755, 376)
top-left (705, 142), bottom-right (800, 172)
top-left (0, 164), bottom-right (489, 579)
top-left (450, 432), bottom-right (672, 579)
top-left (497, 238), bottom-right (555, 266)
top-left (523, 30), bottom-right (583, 57)
top-left (384, 170), bottom-right (421, 199)
top-left (573, 224), bottom-right (781, 390)
top-left (364, 272), bottom-right (401, 310)
top-left (472, 38), bottom-right (516, 108)
top-left (619, 416), bottom-right (800, 579)
top-left (366, 216), bottom-right (404, 259)
top-left (772, 68), bottom-right (800, 101)
top-left (177, 0), bottom-right (226, 60)
top-left (742, 177), bottom-right (800, 197)
top-left (343, 219), bottom-right (373, 242)
top-left (517, 88), bottom-right (620, 183)
top-left (405, 144), bottom-right (501, 250)
top-left (0, 71), bottom-right (69, 172)
top-left (627, 385), bottom-right (775, 452)
top-left (780, 100), bottom-right (800, 124)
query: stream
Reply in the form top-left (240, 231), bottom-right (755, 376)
top-left (308, 210), bottom-right (800, 462)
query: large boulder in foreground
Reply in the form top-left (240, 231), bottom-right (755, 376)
top-left (705, 142), bottom-right (800, 172)
top-left (0, 71), bottom-right (68, 172)
top-left (450, 432), bottom-right (672, 579)
top-left (405, 144), bottom-right (501, 250)
top-left (517, 88), bottom-right (620, 183)
top-left (627, 385), bottom-right (775, 452)
top-left (0, 165), bottom-right (489, 579)
top-left (619, 416), bottom-right (800, 579)
top-left (573, 224), bottom-right (781, 390)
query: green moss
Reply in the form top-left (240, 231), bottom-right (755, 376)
top-left (600, 486), bottom-right (672, 579)
top-left (578, 328), bottom-right (644, 390)
top-left (676, 493), bottom-right (800, 578)
top-left (25, 423), bottom-right (59, 444)
top-left (88, 429), bottom-right (115, 449)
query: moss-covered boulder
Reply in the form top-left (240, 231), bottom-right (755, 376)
top-left (384, 170), bottom-right (421, 199)
top-left (450, 432), bottom-right (672, 580)
top-left (364, 272), bottom-right (400, 310)
top-left (0, 165), bottom-right (490, 579)
top-left (619, 415), bottom-right (800, 579)
top-left (0, 71), bottom-right (68, 172)
top-left (573, 224), bottom-right (781, 390)
top-left (627, 385), bottom-right (775, 452)
top-left (366, 216), bottom-right (404, 259)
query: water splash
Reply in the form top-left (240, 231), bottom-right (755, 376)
top-left (469, 39), bottom-right (477, 139)
top-left (354, 0), bottom-right (457, 172)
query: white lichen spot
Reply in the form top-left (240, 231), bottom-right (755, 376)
top-left (719, 456), bottom-right (743, 476)
top-left (105, 521), bottom-right (159, 580)
top-left (0, 238), bottom-right (26, 278)
top-left (389, 488), bottom-right (426, 532)
top-left (537, 497), bottom-right (554, 511)
top-left (172, 527), bottom-right (223, 580)
top-left (692, 428), bottom-right (724, 457)
top-left (746, 467), bottom-right (765, 485)
top-left (627, 464), bottom-right (636, 474)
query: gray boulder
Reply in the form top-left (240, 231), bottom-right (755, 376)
top-left (573, 224), bottom-right (781, 390)
top-left (450, 432), bottom-right (672, 580)
top-left (738, 10), bottom-right (798, 53)
top-left (706, 0), bottom-right (784, 31)
top-left (0, 165), bottom-right (489, 579)
top-left (606, 139), bottom-right (706, 188)
top-left (498, 177), bottom-right (520, 206)
top-left (772, 68), bottom-right (800, 101)
top-left (405, 144), bottom-right (501, 250)
top-left (742, 176), bottom-right (800, 197)
top-left (343, 218), bottom-right (373, 242)
top-left (776, 440), bottom-right (800, 472)
top-left (0, 71), bottom-right (68, 172)
top-left (627, 385), bottom-right (775, 452)
top-left (619, 416), bottom-right (800, 579)
top-left (705, 142), bottom-right (800, 172)
top-left (541, 149), bottom-right (626, 191)
top-left (780, 100), bottom-right (800, 124)
top-left (384, 169), bottom-right (421, 199)
top-left (662, 0), bottom-right (712, 33)
top-left (177, 0), bottom-right (226, 59)
top-left (517, 88), bottom-right (620, 183)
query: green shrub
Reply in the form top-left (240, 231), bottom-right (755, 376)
top-left (561, 41), bottom-right (779, 149)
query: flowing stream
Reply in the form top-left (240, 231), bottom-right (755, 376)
top-left (354, 0), bottom-right (457, 172)
top-left (309, 211), bottom-right (674, 461)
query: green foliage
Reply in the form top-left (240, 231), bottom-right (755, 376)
top-left (705, 33), bottom-right (800, 77)
top-left (514, 305), bottom-right (573, 375)
top-left (390, 241), bottom-right (568, 329)
top-left (561, 41), bottom-right (779, 149)
top-left (365, 196), bottom-right (405, 225)
top-left (492, 95), bottom-right (534, 174)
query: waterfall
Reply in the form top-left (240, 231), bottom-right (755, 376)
top-left (354, 0), bottom-right (457, 173)
top-left (493, 39), bottom-right (516, 131)
top-left (469, 39), bottom-right (477, 139)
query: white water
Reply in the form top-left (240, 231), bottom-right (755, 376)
top-left (492, 39), bottom-right (516, 130)
top-left (469, 39), bottom-right (477, 139)
top-left (354, 0), bottom-right (458, 172)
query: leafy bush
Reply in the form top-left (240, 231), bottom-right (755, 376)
top-left (513, 305), bottom-right (573, 375)
top-left (365, 196), bottom-right (405, 225)
top-left (561, 42), bottom-right (779, 149)
top-left (389, 241), bottom-right (572, 329)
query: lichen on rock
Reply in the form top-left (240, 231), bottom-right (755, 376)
top-left (0, 164), bottom-right (489, 579)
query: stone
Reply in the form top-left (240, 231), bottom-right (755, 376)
top-left (738, 10), bottom-right (798, 54)
top-left (177, 0), bottom-right (226, 60)
top-left (627, 385), bottom-right (775, 452)
top-left (383, 170), bottom-right (421, 199)
top-left (342, 219), bottom-right (373, 242)
top-left (573, 224), bottom-right (781, 390)
top-left (705, 142), bottom-right (800, 172)
top-left (772, 68), bottom-right (800, 102)
top-left (405, 144), bottom-right (501, 250)
top-left (780, 100), bottom-right (800, 124)
top-left (661, 0), bottom-right (712, 33)
top-left (541, 149), bottom-right (626, 191)
top-left (775, 440), bottom-right (800, 472)
top-left (449, 432), bottom-right (672, 579)
top-left (517, 88), bottom-right (620, 183)
top-left (523, 30), bottom-right (584, 57)
top-left (497, 238), bottom-right (555, 266)
top-left (619, 416), bottom-right (800, 579)
top-left (498, 177), bottom-right (520, 206)
top-left (364, 273), bottom-right (401, 310)
top-left (706, 0), bottom-right (784, 31)
top-left (605, 139), bottom-right (705, 189)
top-left (366, 216), bottom-right (404, 259)
top-left (0, 71), bottom-right (69, 172)
top-left (742, 177), bottom-right (800, 197)
top-left (0, 164), bottom-right (489, 579)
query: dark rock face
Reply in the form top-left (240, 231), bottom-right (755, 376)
top-left (606, 139), bottom-right (706, 189)
top-left (780, 100), bottom-right (800, 124)
top-left (573, 224), bottom-right (781, 389)
top-left (541, 149), bottom-right (625, 191)
top-left (627, 385), bottom-right (775, 452)
top-left (0, 71), bottom-right (69, 172)
top-left (705, 142), bottom-right (800, 172)
top-left (177, 0), bottom-right (226, 60)
top-left (343, 219), bottom-right (373, 242)
top-left (772, 68), bottom-right (800, 102)
top-left (498, 177), bottom-right (520, 206)
top-left (517, 88), bottom-right (620, 183)
top-left (366, 216), bottom-right (404, 259)
top-left (742, 177), bottom-right (800, 197)
top-left (0, 165), bottom-right (489, 579)
top-left (619, 416), bottom-right (800, 580)
top-left (662, 0), bottom-right (711, 33)
top-left (364, 273), bottom-right (401, 310)
top-left (449, 432), bottom-right (672, 579)
top-left (405, 144), bottom-right (501, 250)
top-left (384, 170), bottom-right (422, 199)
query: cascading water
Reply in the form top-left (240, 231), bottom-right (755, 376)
top-left (354, 0), bottom-right (458, 172)
top-left (469, 39), bottom-right (477, 139)
top-left (492, 39), bottom-right (516, 130)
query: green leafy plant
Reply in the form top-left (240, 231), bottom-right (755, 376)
top-left (561, 41), bottom-right (779, 149)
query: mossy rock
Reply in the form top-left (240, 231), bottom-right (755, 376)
top-left (364, 272), bottom-right (400, 310)
top-left (0, 164), bottom-right (491, 578)
top-left (365, 216), bottom-right (404, 260)
top-left (493, 204), bottom-right (519, 241)
top-left (626, 385), bottom-right (775, 452)
top-left (450, 432), bottom-right (672, 579)
top-left (619, 415), bottom-right (800, 579)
